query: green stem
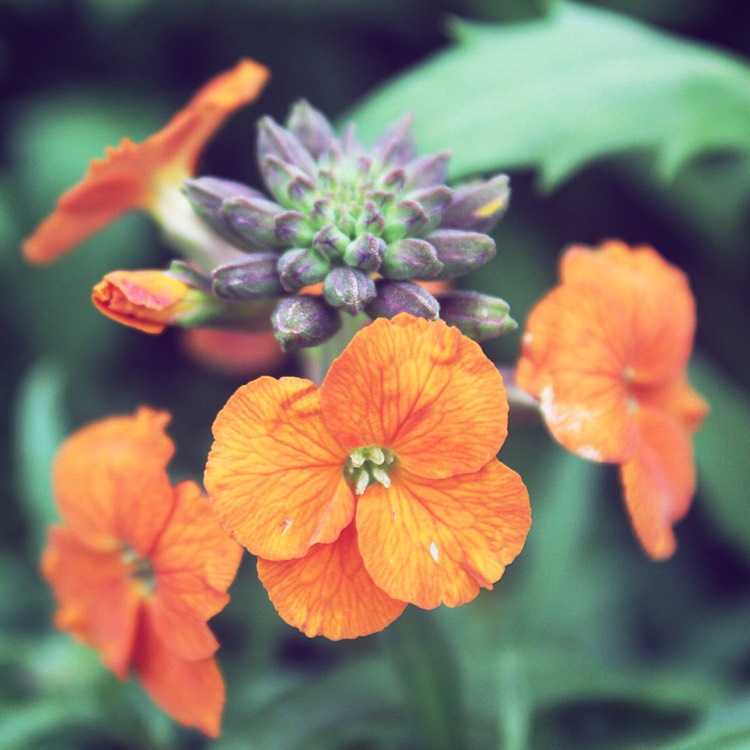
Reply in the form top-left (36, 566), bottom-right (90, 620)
top-left (297, 311), bottom-right (367, 385)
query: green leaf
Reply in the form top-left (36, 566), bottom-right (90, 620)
top-left (348, 2), bottom-right (750, 188)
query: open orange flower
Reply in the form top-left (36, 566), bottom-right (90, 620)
top-left (204, 314), bottom-right (530, 639)
top-left (23, 59), bottom-right (269, 264)
top-left (41, 408), bottom-right (242, 737)
top-left (516, 241), bottom-right (708, 559)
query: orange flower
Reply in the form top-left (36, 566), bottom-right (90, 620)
top-left (516, 241), bottom-right (708, 559)
top-left (23, 59), bottom-right (269, 264)
top-left (41, 408), bottom-right (242, 737)
top-left (204, 314), bottom-right (530, 639)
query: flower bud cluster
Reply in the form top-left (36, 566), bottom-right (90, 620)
top-left (184, 100), bottom-right (514, 350)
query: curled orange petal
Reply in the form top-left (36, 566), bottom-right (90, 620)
top-left (322, 314), bottom-right (508, 479)
top-left (356, 460), bottom-right (530, 609)
top-left (205, 376), bottom-right (353, 560)
top-left (133, 608), bottom-right (226, 739)
top-left (257, 522), bottom-right (407, 639)
top-left (23, 59), bottom-right (269, 263)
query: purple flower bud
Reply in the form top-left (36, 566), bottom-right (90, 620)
top-left (402, 152), bottom-right (451, 190)
top-left (343, 233), bottom-right (385, 272)
top-left (271, 295), bottom-right (341, 351)
top-left (323, 266), bottom-right (376, 315)
top-left (167, 260), bottom-right (211, 291)
top-left (365, 280), bottom-right (439, 321)
top-left (440, 174), bottom-right (510, 233)
top-left (370, 114), bottom-right (416, 168)
top-left (437, 291), bottom-right (517, 342)
top-left (261, 156), bottom-right (316, 209)
top-left (285, 100), bottom-right (336, 159)
top-left (277, 248), bottom-right (330, 292)
top-left (257, 116), bottom-right (318, 178)
top-left (407, 186), bottom-right (453, 234)
top-left (183, 177), bottom-right (267, 250)
top-left (380, 238), bottom-right (442, 280)
top-left (211, 253), bottom-right (283, 299)
top-left (221, 195), bottom-right (286, 248)
top-left (428, 229), bottom-right (496, 279)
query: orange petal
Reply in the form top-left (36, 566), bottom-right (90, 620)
top-left (257, 522), bottom-right (407, 639)
top-left (517, 284), bottom-right (638, 463)
top-left (92, 270), bottom-right (192, 334)
top-left (149, 481), bottom-right (241, 661)
top-left (23, 59), bottom-right (269, 263)
top-left (619, 406), bottom-right (696, 560)
top-left (321, 314), bottom-right (508, 479)
top-left (41, 527), bottom-right (142, 679)
top-left (632, 374), bottom-right (709, 435)
top-left (560, 242), bottom-right (696, 383)
top-left (205, 376), bottom-right (353, 560)
top-left (52, 407), bottom-right (176, 554)
top-left (356, 461), bottom-right (530, 609)
top-left (133, 608), bottom-right (226, 738)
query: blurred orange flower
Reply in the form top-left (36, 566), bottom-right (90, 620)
top-left (517, 241), bottom-right (708, 559)
top-left (41, 408), bottom-right (242, 737)
top-left (205, 314), bottom-right (530, 639)
top-left (23, 59), bottom-right (269, 263)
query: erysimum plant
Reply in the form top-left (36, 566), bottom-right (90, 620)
top-left (20, 23), bottom-right (719, 743)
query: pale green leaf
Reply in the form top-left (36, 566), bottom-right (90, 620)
top-left (349, 1), bottom-right (750, 188)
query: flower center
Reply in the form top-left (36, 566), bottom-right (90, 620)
top-left (344, 445), bottom-right (397, 496)
top-left (121, 544), bottom-right (156, 595)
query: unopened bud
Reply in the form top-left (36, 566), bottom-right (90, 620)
top-left (271, 295), bottom-right (341, 351)
top-left (277, 248), bottom-right (330, 292)
top-left (429, 229), bottom-right (496, 279)
top-left (312, 223), bottom-right (350, 260)
top-left (323, 267), bottom-right (376, 315)
top-left (211, 253), bottom-right (282, 299)
top-left (403, 152), bottom-right (450, 190)
top-left (407, 186), bottom-right (453, 235)
top-left (370, 114), bottom-right (416, 168)
top-left (257, 116), bottom-right (317, 177)
top-left (441, 174), bottom-right (510, 233)
top-left (380, 238), bottom-right (442, 280)
top-left (285, 100), bottom-right (336, 159)
top-left (384, 200), bottom-right (429, 241)
top-left (437, 291), bottom-right (517, 342)
top-left (343, 233), bottom-right (385, 272)
top-left (365, 280), bottom-right (439, 321)
top-left (274, 211), bottom-right (314, 246)
top-left (222, 195), bottom-right (285, 248)
top-left (261, 156), bottom-right (315, 209)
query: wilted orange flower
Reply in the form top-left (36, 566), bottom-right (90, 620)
top-left (23, 59), bottom-right (269, 263)
top-left (517, 241), bottom-right (708, 559)
top-left (205, 314), bottom-right (530, 640)
top-left (41, 408), bottom-right (242, 737)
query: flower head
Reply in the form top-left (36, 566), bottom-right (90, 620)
top-left (41, 408), bottom-right (242, 736)
top-left (516, 241), bottom-right (708, 559)
top-left (204, 314), bottom-right (530, 639)
top-left (184, 100), bottom-right (514, 348)
top-left (23, 59), bottom-right (269, 264)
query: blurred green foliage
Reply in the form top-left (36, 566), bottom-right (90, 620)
top-left (2, 0), bottom-right (750, 748)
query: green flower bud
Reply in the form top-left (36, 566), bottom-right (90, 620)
top-left (274, 210), bottom-right (314, 246)
top-left (277, 248), bottom-right (330, 292)
top-left (211, 253), bottom-right (283, 300)
top-left (428, 229), bottom-right (496, 279)
top-left (271, 295), bottom-right (341, 351)
top-left (323, 266), bottom-right (376, 315)
top-left (370, 114), bottom-right (416, 168)
top-left (365, 280), bottom-right (439, 321)
top-left (406, 185), bottom-right (453, 234)
top-left (312, 223), bottom-right (350, 260)
top-left (384, 200), bottom-right (429, 241)
top-left (380, 238), bottom-right (442, 280)
top-left (355, 201), bottom-right (386, 236)
top-left (261, 156), bottom-right (315, 209)
top-left (437, 291), bottom-right (517, 342)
